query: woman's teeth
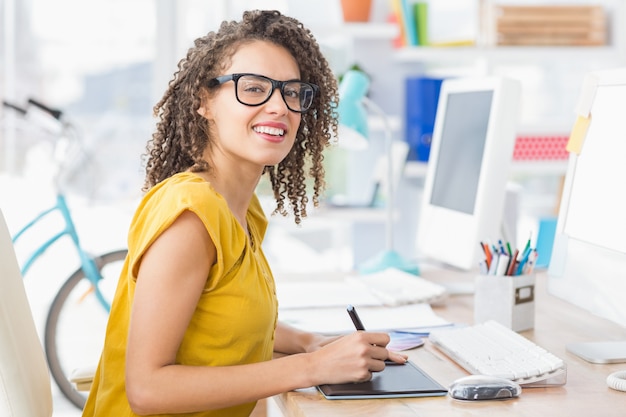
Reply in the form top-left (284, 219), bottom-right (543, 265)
top-left (254, 126), bottom-right (284, 136)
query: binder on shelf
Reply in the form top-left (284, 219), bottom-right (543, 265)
top-left (404, 76), bottom-right (443, 161)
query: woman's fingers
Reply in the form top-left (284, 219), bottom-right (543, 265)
top-left (310, 331), bottom-right (410, 385)
top-left (387, 350), bottom-right (409, 365)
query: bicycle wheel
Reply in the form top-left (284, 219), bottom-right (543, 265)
top-left (44, 249), bottom-right (127, 409)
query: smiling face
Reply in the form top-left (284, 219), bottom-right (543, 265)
top-left (200, 40), bottom-right (302, 172)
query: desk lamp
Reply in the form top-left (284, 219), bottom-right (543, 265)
top-left (337, 70), bottom-right (419, 275)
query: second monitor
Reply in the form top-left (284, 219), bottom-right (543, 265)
top-left (416, 76), bottom-right (521, 270)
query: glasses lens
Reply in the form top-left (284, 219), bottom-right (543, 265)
top-left (283, 82), bottom-right (315, 112)
top-left (234, 74), bottom-right (316, 112)
top-left (236, 75), bottom-right (273, 106)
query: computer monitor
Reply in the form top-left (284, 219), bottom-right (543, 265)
top-left (548, 67), bottom-right (626, 363)
top-left (416, 76), bottom-right (521, 270)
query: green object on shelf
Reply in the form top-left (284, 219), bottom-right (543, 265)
top-left (414, 2), bottom-right (429, 46)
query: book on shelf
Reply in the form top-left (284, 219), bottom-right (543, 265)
top-left (413, 1), bottom-right (428, 46)
top-left (390, 0), bottom-right (477, 48)
top-left (388, 3), bottom-right (407, 48)
top-left (399, 0), bottom-right (419, 46)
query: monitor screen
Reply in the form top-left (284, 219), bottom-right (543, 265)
top-left (417, 77), bottom-right (521, 270)
top-left (429, 90), bottom-right (492, 215)
top-left (548, 67), bottom-right (626, 328)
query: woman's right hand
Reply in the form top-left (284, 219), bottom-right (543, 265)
top-left (306, 331), bottom-right (408, 385)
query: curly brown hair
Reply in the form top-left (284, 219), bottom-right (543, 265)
top-left (143, 10), bottom-right (338, 224)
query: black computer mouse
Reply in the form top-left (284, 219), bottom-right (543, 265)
top-left (448, 375), bottom-right (521, 401)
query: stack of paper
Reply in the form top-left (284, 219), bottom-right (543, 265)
top-left (276, 268), bottom-right (447, 309)
top-left (346, 268), bottom-right (447, 306)
top-left (276, 268), bottom-right (451, 334)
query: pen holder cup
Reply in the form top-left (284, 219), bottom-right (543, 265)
top-left (474, 273), bottom-right (535, 332)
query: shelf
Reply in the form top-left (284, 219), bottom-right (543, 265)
top-left (369, 115), bottom-right (401, 132)
top-left (342, 23), bottom-right (399, 40)
top-left (394, 45), bottom-right (620, 63)
top-left (404, 160), bottom-right (568, 179)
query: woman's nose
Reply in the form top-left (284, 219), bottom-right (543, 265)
top-left (264, 88), bottom-right (289, 114)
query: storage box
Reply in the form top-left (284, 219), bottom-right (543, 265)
top-left (474, 274), bottom-right (535, 332)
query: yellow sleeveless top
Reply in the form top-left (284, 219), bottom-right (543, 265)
top-left (83, 172), bottom-right (278, 417)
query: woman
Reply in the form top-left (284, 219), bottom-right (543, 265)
top-left (83, 10), bottom-right (406, 417)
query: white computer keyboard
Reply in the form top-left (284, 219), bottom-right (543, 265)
top-left (429, 320), bottom-right (567, 386)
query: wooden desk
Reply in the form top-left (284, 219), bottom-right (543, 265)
top-left (273, 269), bottom-right (626, 417)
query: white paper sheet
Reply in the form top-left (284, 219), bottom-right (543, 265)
top-left (276, 281), bottom-right (383, 309)
top-left (278, 303), bottom-right (451, 334)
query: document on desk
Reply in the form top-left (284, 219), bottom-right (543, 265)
top-left (276, 267), bottom-right (447, 309)
top-left (278, 303), bottom-right (451, 334)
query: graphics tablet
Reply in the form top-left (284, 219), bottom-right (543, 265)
top-left (317, 361), bottom-right (447, 400)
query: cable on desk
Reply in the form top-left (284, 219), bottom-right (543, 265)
top-left (607, 370), bottom-right (626, 392)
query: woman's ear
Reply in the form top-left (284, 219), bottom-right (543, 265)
top-left (197, 89), bottom-right (212, 119)
top-left (197, 106), bottom-right (208, 118)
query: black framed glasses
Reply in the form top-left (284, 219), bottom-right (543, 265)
top-left (208, 73), bottom-right (319, 113)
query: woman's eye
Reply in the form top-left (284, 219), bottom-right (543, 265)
top-left (242, 83), bottom-right (268, 94)
top-left (283, 88), bottom-right (299, 98)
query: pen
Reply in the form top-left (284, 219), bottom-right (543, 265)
top-left (346, 305), bottom-right (406, 366)
top-left (498, 239), bottom-right (506, 255)
top-left (495, 253), bottom-right (510, 276)
top-left (506, 249), bottom-right (519, 275)
top-left (523, 249), bottom-right (538, 274)
top-left (516, 246), bottom-right (532, 275)
top-left (347, 304), bottom-right (365, 331)
top-left (478, 259), bottom-right (489, 274)
top-left (522, 233), bottom-right (531, 255)
top-left (488, 253), bottom-right (499, 275)
top-left (480, 241), bottom-right (492, 268)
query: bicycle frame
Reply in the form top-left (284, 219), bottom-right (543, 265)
top-left (12, 193), bottom-right (111, 311)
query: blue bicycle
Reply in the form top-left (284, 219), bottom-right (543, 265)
top-left (3, 99), bottom-right (127, 409)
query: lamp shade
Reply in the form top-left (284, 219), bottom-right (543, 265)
top-left (338, 70), bottom-right (370, 140)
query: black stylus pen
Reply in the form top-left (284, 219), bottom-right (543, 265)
top-left (347, 304), bottom-right (405, 366)
top-left (347, 304), bottom-right (365, 330)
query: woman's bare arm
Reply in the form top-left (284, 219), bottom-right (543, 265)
top-left (125, 210), bottom-right (404, 415)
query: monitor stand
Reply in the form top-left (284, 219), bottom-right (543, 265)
top-left (437, 183), bottom-right (521, 296)
top-left (566, 341), bottom-right (626, 364)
